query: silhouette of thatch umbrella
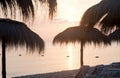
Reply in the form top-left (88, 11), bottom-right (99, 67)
top-left (53, 26), bottom-right (109, 66)
top-left (80, 0), bottom-right (120, 33)
top-left (0, 0), bottom-right (57, 19)
top-left (0, 19), bottom-right (44, 78)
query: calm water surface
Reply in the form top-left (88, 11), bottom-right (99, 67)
top-left (0, 43), bottom-right (120, 78)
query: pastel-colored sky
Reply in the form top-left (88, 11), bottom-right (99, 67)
top-left (56, 0), bottom-right (101, 22)
top-left (31, 0), bottom-right (102, 42)
top-left (32, 0), bottom-right (101, 23)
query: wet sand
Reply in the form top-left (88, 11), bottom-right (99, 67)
top-left (13, 69), bottom-right (79, 78)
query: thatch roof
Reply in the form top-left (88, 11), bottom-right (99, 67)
top-left (53, 26), bottom-right (110, 46)
top-left (0, 18), bottom-right (44, 53)
top-left (109, 29), bottom-right (120, 42)
top-left (80, 0), bottom-right (120, 33)
top-left (80, 4), bottom-right (100, 28)
top-left (0, 0), bottom-right (57, 19)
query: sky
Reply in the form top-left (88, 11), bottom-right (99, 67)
top-left (30, 0), bottom-right (102, 42)
top-left (56, 0), bottom-right (101, 22)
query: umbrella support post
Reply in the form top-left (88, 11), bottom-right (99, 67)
top-left (2, 39), bottom-right (6, 78)
top-left (80, 42), bottom-right (84, 67)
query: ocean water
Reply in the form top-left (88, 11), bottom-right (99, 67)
top-left (0, 42), bottom-right (120, 78)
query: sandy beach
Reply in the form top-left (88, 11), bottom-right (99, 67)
top-left (13, 69), bottom-right (79, 78)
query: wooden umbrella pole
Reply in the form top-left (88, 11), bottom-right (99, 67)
top-left (2, 38), bottom-right (6, 78)
top-left (80, 41), bottom-right (84, 67)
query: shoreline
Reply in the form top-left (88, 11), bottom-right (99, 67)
top-left (13, 62), bottom-right (120, 78)
top-left (13, 69), bottom-right (79, 78)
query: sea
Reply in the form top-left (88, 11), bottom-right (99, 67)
top-left (0, 42), bottom-right (120, 78)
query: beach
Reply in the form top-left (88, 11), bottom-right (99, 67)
top-left (13, 62), bottom-right (120, 78)
top-left (13, 69), bottom-right (79, 78)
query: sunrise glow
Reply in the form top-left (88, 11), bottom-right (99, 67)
top-left (56, 0), bottom-right (101, 22)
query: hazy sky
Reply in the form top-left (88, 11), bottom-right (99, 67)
top-left (31, 0), bottom-right (102, 42)
top-left (56, 0), bottom-right (101, 22)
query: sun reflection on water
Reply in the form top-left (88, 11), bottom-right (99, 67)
top-left (67, 43), bottom-right (74, 69)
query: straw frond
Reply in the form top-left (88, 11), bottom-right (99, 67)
top-left (53, 26), bottom-right (110, 46)
top-left (80, 0), bottom-right (120, 34)
top-left (0, 19), bottom-right (44, 53)
top-left (47, 0), bottom-right (57, 19)
top-left (0, 0), bottom-right (57, 20)
top-left (80, 4), bottom-right (101, 28)
top-left (109, 29), bottom-right (120, 43)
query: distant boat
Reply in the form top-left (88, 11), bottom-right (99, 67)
top-left (95, 56), bottom-right (99, 58)
top-left (66, 56), bottom-right (70, 57)
top-left (19, 54), bottom-right (22, 56)
top-left (41, 55), bottom-right (44, 56)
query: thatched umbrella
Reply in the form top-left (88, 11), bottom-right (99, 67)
top-left (0, 18), bottom-right (44, 78)
top-left (0, 0), bottom-right (57, 19)
top-left (53, 26), bottom-right (109, 66)
top-left (109, 29), bottom-right (120, 42)
top-left (80, 0), bottom-right (120, 34)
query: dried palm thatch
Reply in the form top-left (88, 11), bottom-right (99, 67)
top-left (109, 29), bottom-right (120, 42)
top-left (53, 26), bottom-right (110, 66)
top-left (0, 18), bottom-right (44, 53)
top-left (80, 0), bottom-right (120, 33)
top-left (53, 26), bottom-right (109, 46)
top-left (0, 0), bottom-right (57, 19)
top-left (0, 18), bottom-right (44, 78)
top-left (80, 4), bottom-right (100, 28)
